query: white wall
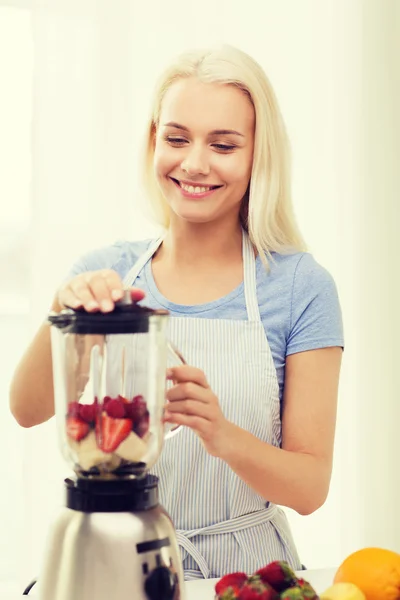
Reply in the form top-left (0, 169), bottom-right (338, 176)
top-left (0, 0), bottom-right (399, 590)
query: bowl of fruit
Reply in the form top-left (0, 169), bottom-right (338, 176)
top-left (215, 561), bottom-right (319, 600)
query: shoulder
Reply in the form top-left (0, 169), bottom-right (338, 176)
top-left (66, 239), bottom-right (155, 280)
top-left (257, 250), bottom-right (344, 354)
top-left (284, 251), bottom-right (338, 298)
top-left (266, 250), bottom-right (335, 286)
top-left (258, 251), bottom-right (339, 304)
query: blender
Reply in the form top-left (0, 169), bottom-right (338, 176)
top-left (34, 291), bottom-right (186, 600)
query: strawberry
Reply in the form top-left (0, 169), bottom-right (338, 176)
top-left (126, 395), bottom-right (147, 419)
top-left (215, 573), bottom-right (248, 598)
top-left (294, 579), bottom-right (319, 599)
top-left (117, 394), bottom-right (130, 404)
top-left (133, 412), bottom-right (150, 437)
top-left (79, 403), bottom-right (97, 424)
top-left (280, 587), bottom-right (304, 600)
top-left (217, 589), bottom-right (241, 600)
top-left (239, 579), bottom-right (279, 600)
top-left (105, 398), bottom-right (126, 419)
top-left (255, 562), bottom-right (297, 592)
top-left (66, 416), bottom-right (90, 441)
top-left (98, 414), bottom-right (132, 453)
top-left (67, 402), bottom-right (80, 418)
top-left (280, 579), bottom-right (319, 600)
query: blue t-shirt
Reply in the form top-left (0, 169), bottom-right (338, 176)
top-left (67, 239), bottom-right (344, 403)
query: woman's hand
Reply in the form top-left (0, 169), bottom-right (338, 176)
top-left (56, 269), bottom-right (145, 312)
top-left (163, 365), bottom-right (234, 457)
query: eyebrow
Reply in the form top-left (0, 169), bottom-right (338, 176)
top-left (163, 121), bottom-right (245, 137)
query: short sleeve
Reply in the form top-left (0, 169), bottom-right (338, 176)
top-left (62, 242), bottom-right (136, 282)
top-left (286, 253), bottom-right (344, 356)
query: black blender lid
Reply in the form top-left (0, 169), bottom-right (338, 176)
top-left (48, 291), bottom-right (169, 335)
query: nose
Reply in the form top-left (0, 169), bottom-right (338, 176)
top-left (181, 145), bottom-right (210, 176)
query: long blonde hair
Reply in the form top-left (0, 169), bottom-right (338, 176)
top-left (141, 44), bottom-right (307, 266)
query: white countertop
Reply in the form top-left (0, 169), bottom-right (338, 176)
top-left (0, 567), bottom-right (336, 599)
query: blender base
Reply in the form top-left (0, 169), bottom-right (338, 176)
top-left (35, 474), bottom-right (185, 600)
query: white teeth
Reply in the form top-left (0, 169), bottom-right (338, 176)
top-left (179, 182), bottom-right (214, 194)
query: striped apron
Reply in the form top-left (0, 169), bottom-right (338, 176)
top-left (123, 231), bottom-right (302, 580)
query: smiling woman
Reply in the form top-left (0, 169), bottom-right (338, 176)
top-left (9, 43), bottom-right (344, 582)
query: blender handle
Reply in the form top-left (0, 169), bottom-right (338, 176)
top-left (167, 342), bottom-right (186, 367)
top-left (164, 342), bottom-right (187, 440)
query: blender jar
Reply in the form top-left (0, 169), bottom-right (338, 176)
top-left (48, 294), bottom-right (183, 478)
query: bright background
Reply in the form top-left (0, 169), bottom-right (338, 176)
top-left (0, 0), bottom-right (399, 593)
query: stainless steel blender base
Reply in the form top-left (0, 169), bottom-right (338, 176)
top-left (37, 477), bottom-right (185, 600)
top-left (37, 506), bottom-right (184, 600)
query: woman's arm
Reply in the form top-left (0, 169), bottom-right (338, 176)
top-left (9, 297), bottom-right (61, 428)
top-left (9, 270), bottom-right (144, 428)
top-left (216, 346), bottom-right (342, 515)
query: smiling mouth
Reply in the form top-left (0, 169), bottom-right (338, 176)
top-left (170, 178), bottom-right (222, 194)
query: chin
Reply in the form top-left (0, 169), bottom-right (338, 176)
top-left (169, 203), bottom-right (217, 224)
top-left (175, 212), bottom-right (215, 224)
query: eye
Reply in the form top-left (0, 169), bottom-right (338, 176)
top-left (212, 144), bottom-right (236, 152)
top-left (164, 136), bottom-right (188, 146)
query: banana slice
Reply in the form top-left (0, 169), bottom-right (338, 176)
top-left (116, 431), bottom-right (148, 462)
top-left (69, 431), bottom-right (121, 472)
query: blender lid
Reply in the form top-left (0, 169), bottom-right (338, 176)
top-left (48, 291), bottom-right (169, 335)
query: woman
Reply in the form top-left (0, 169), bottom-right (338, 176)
top-left (10, 44), bottom-right (343, 580)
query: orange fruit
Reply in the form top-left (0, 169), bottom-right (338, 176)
top-left (334, 547), bottom-right (400, 600)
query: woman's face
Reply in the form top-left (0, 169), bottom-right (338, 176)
top-left (153, 77), bottom-right (255, 226)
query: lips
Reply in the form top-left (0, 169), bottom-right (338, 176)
top-left (170, 177), bottom-right (222, 193)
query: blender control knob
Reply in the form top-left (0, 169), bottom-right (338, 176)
top-left (144, 566), bottom-right (176, 600)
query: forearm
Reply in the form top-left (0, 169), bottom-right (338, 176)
top-left (218, 422), bottom-right (331, 516)
top-left (9, 297), bottom-right (61, 428)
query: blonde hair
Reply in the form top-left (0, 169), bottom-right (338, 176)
top-left (142, 44), bottom-right (307, 266)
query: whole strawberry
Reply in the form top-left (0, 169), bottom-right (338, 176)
top-left (280, 587), bottom-right (304, 600)
top-left (215, 572), bottom-right (248, 599)
top-left (280, 579), bottom-right (319, 600)
top-left (239, 579), bottom-right (279, 600)
top-left (255, 561), bottom-right (297, 593)
top-left (294, 578), bottom-right (319, 599)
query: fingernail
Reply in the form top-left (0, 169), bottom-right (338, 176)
top-left (111, 289), bottom-right (123, 301)
top-left (166, 369), bottom-right (173, 379)
top-left (101, 299), bottom-right (113, 312)
top-left (86, 301), bottom-right (99, 310)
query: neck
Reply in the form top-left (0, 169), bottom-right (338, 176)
top-left (160, 217), bottom-right (243, 267)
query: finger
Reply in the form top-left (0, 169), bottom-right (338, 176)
top-left (57, 285), bottom-right (83, 310)
top-left (164, 399), bottom-right (213, 420)
top-left (87, 270), bottom-right (126, 312)
top-left (166, 382), bottom-right (211, 404)
top-left (98, 270), bottom-right (125, 302)
top-left (163, 411), bottom-right (207, 432)
top-left (71, 270), bottom-right (122, 312)
top-left (59, 277), bottom-right (99, 311)
top-left (67, 274), bottom-right (102, 312)
top-left (167, 366), bottom-right (209, 388)
top-left (86, 275), bottom-right (116, 311)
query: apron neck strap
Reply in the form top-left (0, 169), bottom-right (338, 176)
top-left (123, 229), bottom-right (261, 323)
top-left (242, 230), bottom-right (262, 323)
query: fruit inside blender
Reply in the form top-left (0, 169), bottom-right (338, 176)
top-left (65, 394), bottom-right (151, 475)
